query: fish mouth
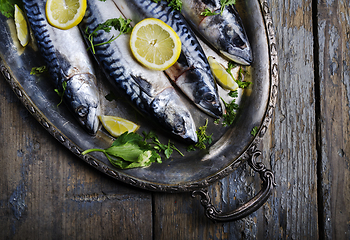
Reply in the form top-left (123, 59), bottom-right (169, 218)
top-left (76, 105), bottom-right (100, 135)
top-left (220, 49), bottom-right (252, 65)
top-left (175, 69), bottom-right (222, 118)
top-left (198, 97), bottom-right (223, 118)
top-left (151, 88), bottom-right (198, 143)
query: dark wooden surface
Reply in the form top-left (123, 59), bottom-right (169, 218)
top-left (1, 0), bottom-right (349, 239)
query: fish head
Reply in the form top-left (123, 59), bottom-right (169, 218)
top-left (151, 88), bottom-right (198, 143)
top-left (218, 28), bottom-right (253, 66)
top-left (197, 90), bottom-right (223, 118)
top-left (176, 69), bottom-right (223, 118)
top-left (199, 9), bottom-right (253, 65)
top-left (65, 74), bottom-right (101, 135)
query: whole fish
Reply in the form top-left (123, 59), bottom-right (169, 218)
top-left (180, 0), bottom-right (253, 65)
top-left (22, 0), bottom-right (101, 135)
top-left (113, 0), bottom-right (223, 118)
top-left (80, 0), bottom-right (197, 142)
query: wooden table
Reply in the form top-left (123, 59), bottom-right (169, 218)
top-left (1, 0), bottom-right (349, 239)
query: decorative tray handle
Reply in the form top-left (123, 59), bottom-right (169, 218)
top-left (192, 148), bottom-right (276, 222)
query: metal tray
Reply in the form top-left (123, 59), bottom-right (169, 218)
top-left (0, 0), bottom-right (278, 221)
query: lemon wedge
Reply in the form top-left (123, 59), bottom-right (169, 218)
top-left (130, 18), bottom-right (181, 71)
top-left (45, 0), bottom-right (87, 30)
top-left (208, 56), bottom-right (239, 91)
top-left (14, 4), bottom-right (29, 47)
top-left (99, 115), bottom-right (140, 137)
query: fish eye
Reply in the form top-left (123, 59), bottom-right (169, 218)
top-left (76, 105), bottom-right (88, 117)
top-left (203, 93), bottom-right (215, 103)
top-left (233, 36), bottom-right (246, 48)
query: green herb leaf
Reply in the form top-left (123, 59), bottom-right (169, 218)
top-left (221, 90), bottom-right (239, 126)
top-left (200, 8), bottom-right (218, 16)
top-left (143, 131), bottom-right (183, 159)
top-left (0, 0), bottom-right (22, 18)
top-left (82, 132), bottom-right (162, 169)
top-left (226, 61), bottom-right (251, 89)
top-left (30, 66), bottom-right (47, 75)
top-left (54, 81), bottom-right (67, 107)
top-left (82, 131), bottom-right (185, 169)
top-left (152, 0), bottom-right (182, 11)
top-left (85, 17), bottom-right (133, 54)
top-left (187, 119), bottom-right (213, 151)
top-left (251, 126), bottom-right (259, 137)
top-left (219, 0), bottom-right (236, 15)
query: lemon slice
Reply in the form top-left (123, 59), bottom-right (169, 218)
top-left (208, 56), bottom-right (239, 91)
top-left (45, 0), bottom-right (87, 30)
top-left (130, 18), bottom-right (182, 71)
top-left (14, 5), bottom-right (29, 47)
top-left (99, 115), bottom-right (140, 137)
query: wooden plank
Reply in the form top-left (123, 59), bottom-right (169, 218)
top-left (317, 0), bottom-right (350, 239)
top-left (0, 74), bottom-right (153, 239)
top-left (153, 0), bottom-right (319, 239)
top-left (257, 0), bottom-right (319, 238)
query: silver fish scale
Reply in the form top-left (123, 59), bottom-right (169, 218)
top-left (22, 0), bottom-right (62, 88)
top-left (83, 8), bottom-right (157, 116)
top-left (23, 0), bottom-right (102, 135)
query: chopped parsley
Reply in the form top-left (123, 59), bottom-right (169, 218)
top-left (152, 0), bottom-right (182, 11)
top-left (251, 126), bottom-right (259, 136)
top-left (143, 131), bottom-right (184, 159)
top-left (221, 90), bottom-right (239, 126)
top-left (226, 61), bottom-right (251, 89)
top-left (201, 0), bottom-right (236, 16)
top-left (30, 66), bottom-right (47, 75)
top-left (187, 119), bottom-right (213, 151)
top-left (54, 81), bottom-right (67, 107)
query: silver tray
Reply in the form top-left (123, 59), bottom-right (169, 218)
top-left (0, 0), bottom-right (278, 221)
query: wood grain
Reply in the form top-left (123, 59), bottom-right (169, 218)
top-left (0, 75), bottom-right (153, 239)
top-left (1, 0), bottom-right (350, 238)
top-left (258, 0), bottom-right (319, 238)
top-left (317, 0), bottom-right (350, 239)
top-left (153, 0), bottom-right (319, 239)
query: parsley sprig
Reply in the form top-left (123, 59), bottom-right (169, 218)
top-left (251, 126), bottom-right (259, 136)
top-left (226, 61), bottom-right (251, 89)
top-left (54, 81), bottom-right (67, 107)
top-left (187, 119), bottom-right (213, 151)
top-left (30, 66), bottom-right (47, 75)
top-left (143, 131), bottom-right (184, 159)
top-left (152, 0), bottom-right (182, 11)
top-left (85, 17), bottom-right (133, 54)
top-left (201, 0), bottom-right (236, 16)
top-left (221, 90), bottom-right (239, 126)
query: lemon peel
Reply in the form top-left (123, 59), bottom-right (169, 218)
top-left (130, 18), bottom-right (181, 71)
top-left (99, 115), bottom-right (140, 137)
top-left (14, 4), bottom-right (29, 47)
top-left (45, 0), bottom-right (87, 30)
top-left (208, 56), bottom-right (239, 91)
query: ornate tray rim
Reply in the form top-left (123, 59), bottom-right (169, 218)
top-left (0, 0), bottom-right (278, 193)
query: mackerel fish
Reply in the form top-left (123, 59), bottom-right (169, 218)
top-left (113, 0), bottom-right (223, 118)
top-left (80, 0), bottom-right (197, 142)
top-left (181, 0), bottom-right (253, 65)
top-left (22, 0), bottom-right (101, 135)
